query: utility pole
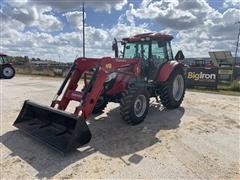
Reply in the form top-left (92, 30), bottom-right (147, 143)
top-left (82, 2), bottom-right (85, 58)
top-left (234, 21), bottom-right (240, 66)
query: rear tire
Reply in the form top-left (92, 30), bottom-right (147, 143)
top-left (159, 67), bottom-right (185, 109)
top-left (120, 85), bottom-right (150, 125)
top-left (2, 64), bottom-right (15, 79)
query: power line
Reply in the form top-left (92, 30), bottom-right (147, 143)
top-left (234, 21), bottom-right (240, 66)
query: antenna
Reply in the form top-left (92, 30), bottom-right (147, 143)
top-left (82, 2), bottom-right (85, 58)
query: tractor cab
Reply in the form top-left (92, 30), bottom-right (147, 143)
top-left (0, 53), bottom-right (15, 79)
top-left (113, 33), bottom-right (184, 79)
top-left (0, 53), bottom-right (8, 64)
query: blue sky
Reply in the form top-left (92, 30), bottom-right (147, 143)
top-left (1, 0), bottom-right (240, 61)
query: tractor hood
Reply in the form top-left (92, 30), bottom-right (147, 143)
top-left (75, 57), bottom-right (141, 67)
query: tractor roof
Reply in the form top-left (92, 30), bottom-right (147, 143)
top-left (0, 52), bottom-right (7, 56)
top-left (123, 32), bottom-right (173, 42)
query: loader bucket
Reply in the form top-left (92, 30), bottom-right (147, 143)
top-left (13, 100), bottom-right (91, 154)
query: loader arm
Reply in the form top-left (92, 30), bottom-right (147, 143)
top-left (52, 57), bottom-right (141, 119)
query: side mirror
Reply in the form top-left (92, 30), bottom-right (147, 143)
top-left (175, 50), bottom-right (185, 61)
top-left (121, 41), bottom-right (126, 45)
top-left (112, 38), bottom-right (117, 51)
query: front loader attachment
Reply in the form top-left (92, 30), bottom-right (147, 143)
top-left (13, 100), bottom-right (91, 154)
top-left (13, 57), bottom-right (140, 154)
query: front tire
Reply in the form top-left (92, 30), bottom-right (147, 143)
top-left (159, 67), bottom-right (185, 109)
top-left (2, 64), bottom-right (15, 79)
top-left (120, 85), bottom-right (150, 125)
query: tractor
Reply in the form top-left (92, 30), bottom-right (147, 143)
top-left (14, 33), bottom-right (185, 154)
top-left (0, 53), bottom-right (15, 79)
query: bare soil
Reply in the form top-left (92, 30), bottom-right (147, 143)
top-left (1, 75), bottom-right (239, 179)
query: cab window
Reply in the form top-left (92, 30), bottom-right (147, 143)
top-left (151, 41), bottom-right (166, 63)
top-left (0, 56), bottom-right (7, 64)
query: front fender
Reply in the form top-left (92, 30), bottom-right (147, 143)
top-left (157, 60), bottom-right (183, 83)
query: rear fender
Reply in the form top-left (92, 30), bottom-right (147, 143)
top-left (156, 60), bottom-right (183, 83)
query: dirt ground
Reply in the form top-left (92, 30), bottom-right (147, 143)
top-left (1, 75), bottom-right (240, 179)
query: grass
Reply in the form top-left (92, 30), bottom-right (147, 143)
top-left (229, 80), bottom-right (240, 91)
top-left (187, 81), bottom-right (240, 96)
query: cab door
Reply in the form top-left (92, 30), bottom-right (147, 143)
top-left (149, 41), bottom-right (173, 80)
top-left (138, 42), bottom-right (150, 78)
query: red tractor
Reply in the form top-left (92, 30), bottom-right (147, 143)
top-left (14, 33), bottom-right (185, 154)
top-left (0, 53), bottom-right (15, 79)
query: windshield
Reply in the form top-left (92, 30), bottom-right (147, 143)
top-left (0, 55), bottom-right (8, 64)
top-left (124, 43), bottom-right (139, 59)
top-left (123, 42), bottom-right (149, 60)
top-left (123, 40), bottom-right (173, 62)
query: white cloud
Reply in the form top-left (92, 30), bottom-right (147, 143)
top-left (172, 7), bottom-right (240, 57)
top-left (27, 0), bottom-right (128, 12)
top-left (1, 0), bottom-right (130, 59)
top-left (6, 0), bottom-right (28, 8)
top-left (110, 23), bottom-right (149, 39)
top-left (2, 0), bottom-right (128, 32)
top-left (118, 3), bottom-right (136, 26)
top-left (114, 0), bottom-right (128, 11)
top-left (126, 4), bottom-right (135, 26)
top-left (141, 0), bottom-right (153, 8)
top-left (128, 0), bottom-right (216, 30)
top-left (1, 0), bottom-right (239, 60)
top-left (64, 11), bottom-right (85, 30)
top-left (1, 20), bottom-right (152, 60)
top-left (223, 0), bottom-right (240, 8)
top-left (36, 11), bottom-right (63, 32)
top-left (2, 5), bottom-right (63, 32)
top-left (121, 0), bottom-right (240, 57)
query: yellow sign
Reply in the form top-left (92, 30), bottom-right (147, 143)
top-left (187, 72), bottom-right (216, 81)
top-left (105, 63), bottom-right (112, 69)
top-left (218, 69), bottom-right (233, 75)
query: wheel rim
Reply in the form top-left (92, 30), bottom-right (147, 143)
top-left (3, 67), bottom-right (14, 77)
top-left (172, 74), bottom-right (184, 101)
top-left (134, 95), bottom-right (147, 118)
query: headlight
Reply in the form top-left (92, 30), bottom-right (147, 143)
top-left (105, 72), bottom-right (117, 82)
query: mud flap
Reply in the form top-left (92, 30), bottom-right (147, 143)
top-left (13, 100), bottom-right (91, 154)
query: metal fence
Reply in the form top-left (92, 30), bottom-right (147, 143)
top-left (14, 64), bottom-right (71, 77)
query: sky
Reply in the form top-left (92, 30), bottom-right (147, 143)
top-left (0, 0), bottom-right (240, 62)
